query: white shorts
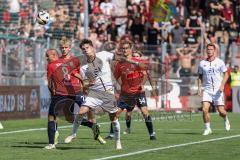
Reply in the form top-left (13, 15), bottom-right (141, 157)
top-left (202, 90), bottom-right (225, 106)
top-left (81, 89), bottom-right (118, 114)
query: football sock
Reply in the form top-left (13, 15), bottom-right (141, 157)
top-left (48, 121), bottom-right (56, 144)
top-left (112, 120), bottom-right (120, 141)
top-left (145, 116), bottom-right (154, 135)
top-left (224, 116), bottom-right (229, 122)
top-left (81, 119), bottom-right (94, 128)
top-left (109, 123), bottom-right (114, 135)
top-left (126, 116), bottom-right (131, 129)
top-left (205, 122), bottom-right (210, 129)
top-left (55, 122), bottom-right (58, 131)
top-left (72, 115), bottom-right (84, 135)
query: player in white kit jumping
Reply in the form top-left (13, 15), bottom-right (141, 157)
top-left (64, 39), bottom-right (122, 149)
top-left (198, 43), bottom-right (231, 135)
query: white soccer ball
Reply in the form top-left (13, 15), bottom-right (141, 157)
top-left (37, 10), bottom-right (50, 25)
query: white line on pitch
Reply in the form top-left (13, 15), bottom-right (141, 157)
top-left (92, 134), bottom-right (240, 160)
top-left (0, 113), bottom-right (215, 136)
top-left (157, 128), bottom-right (240, 131)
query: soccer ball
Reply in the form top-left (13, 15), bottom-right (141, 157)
top-left (37, 10), bottom-right (50, 25)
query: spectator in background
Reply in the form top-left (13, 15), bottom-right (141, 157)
top-left (3, 8), bottom-right (11, 26)
top-left (130, 18), bottom-right (144, 42)
top-left (127, 3), bottom-right (140, 30)
top-left (139, 0), bottom-right (148, 24)
top-left (92, 1), bottom-right (101, 15)
top-left (176, 46), bottom-right (195, 78)
top-left (9, 0), bottom-right (20, 25)
top-left (100, 0), bottom-right (114, 18)
top-left (107, 20), bottom-right (118, 42)
top-left (169, 20), bottom-right (185, 55)
top-left (219, 0), bottom-right (233, 31)
top-left (185, 8), bottom-right (202, 28)
top-left (185, 29), bottom-right (200, 54)
top-left (228, 22), bottom-right (239, 46)
top-left (176, 0), bottom-right (188, 25)
top-left (208, 0), bottom-right (223, 30)
top-left (230, 65), bottom-right (240, 88)
top-left (185, 8), bottom-right (203, 37)
top-left (169, 20), bottom-right (185, 71)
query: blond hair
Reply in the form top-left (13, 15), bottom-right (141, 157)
top-left (59, 37), bottom-right (71, 47)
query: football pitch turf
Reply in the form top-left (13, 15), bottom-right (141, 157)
top-left (0, 112), bottom-right (240, 160)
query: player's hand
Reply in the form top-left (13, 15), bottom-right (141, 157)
top-left (198, 89), bottom-right (202, 96)
top-left (89, 79), bottom-right (95, 85)
top-left (83, 79), bottom-right (95, 87)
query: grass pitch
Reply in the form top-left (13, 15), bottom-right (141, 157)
top-left (0, 112), bottom-right (240, 160)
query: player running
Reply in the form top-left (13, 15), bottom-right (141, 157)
top-left (65, 39), bottom-right (122, 150)
top-left (198, 43), bottom-right (231, 136)
top-left (110, 40), bottom-right (156, 140)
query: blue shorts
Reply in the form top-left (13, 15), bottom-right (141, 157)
top-left (48, 92), bottom-right (85, 117)
top-left (118, 92), bottom-right (147, 111)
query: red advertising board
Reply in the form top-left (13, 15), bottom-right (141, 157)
top-left (0, 86), bottom-right (40, 120)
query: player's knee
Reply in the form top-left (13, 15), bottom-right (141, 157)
top-left (125, 115), bottom-right (131, 121)
top-left (144, 115), bottom-right (152, 122)
top-left (109, 113), bottom-right (118, 121)
top-left (218, 109), bottom-right (226, 117)
top-left (88, 118), bottom-right (96, 123)
top-left (202, 107), bottom-right (209, 114)
top-left (48, 115), bottom-right (55, 121)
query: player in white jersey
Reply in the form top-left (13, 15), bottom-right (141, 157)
top-left (198, 43), bottom-right (230, 136)
top-left (64, 39), bottom-right (122, 149)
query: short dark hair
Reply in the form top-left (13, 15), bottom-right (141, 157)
top-left (46, 49), bottom-right (58, 57)
top-left (120, 40), bottom-right (133, 49)
top-left (79, 39), bottom-right (93, 49)
top-left (206, 43), bottom-right (216, 49)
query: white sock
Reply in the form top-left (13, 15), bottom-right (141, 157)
top-left (112, 120), bottom-right (120, 142)
top-left (72, 115), bottom-right (82, 135)
top-left (205, 122), bottom-right (210, 130)
top-left (224, 116), bottom-right (229, 122)
top-left (0, 122), bottom-right (3, 129)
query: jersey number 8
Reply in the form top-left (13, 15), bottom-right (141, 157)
top-left (61, 66), bottom-right (70, 80)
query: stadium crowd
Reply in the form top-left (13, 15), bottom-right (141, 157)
top-left (0, 0), bottom-right (240, 78)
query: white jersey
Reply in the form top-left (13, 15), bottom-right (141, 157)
top-left (81, 51), bottom-right (114, 91)
top-left (198, 57), bottom-right (227, 92)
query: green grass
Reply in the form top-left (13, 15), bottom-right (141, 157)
top-left (0, 112), bottom-right (240, 160)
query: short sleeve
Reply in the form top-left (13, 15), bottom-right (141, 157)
top-left (113, 62), bottom-right (121, 80)
top-left (220, 60), bottom-right (227, 72)
top-left (198, 63), bottom-right (203, 75)
top-left (80, 67), bottom-right (87, 79)
top-left (106, 51), bottom-right (114, 61)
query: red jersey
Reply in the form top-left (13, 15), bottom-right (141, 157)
top-left (114, 57), bottom-right (149, 94)
top-left (47, 57), bottom-right (82, 96)
top-left (221, 7), bottom-right (233, 21)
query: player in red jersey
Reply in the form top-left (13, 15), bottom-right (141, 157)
top-left (111, 40), bottom-right (156, 140)
top-left (44, 38), bottom-right (104, 150)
